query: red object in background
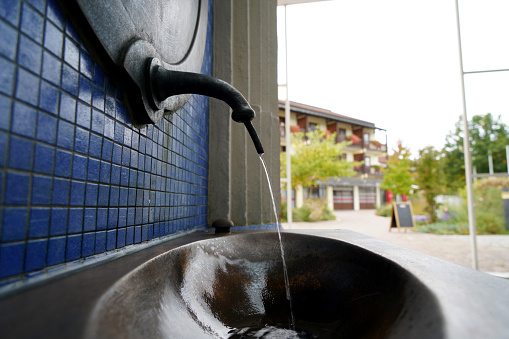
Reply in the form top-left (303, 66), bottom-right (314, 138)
top-left (402, 194), bottom-right (408, 202)
top-left (386, 191), bottom-right (393, 203)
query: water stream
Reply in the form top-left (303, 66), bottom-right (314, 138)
top-left (259, 154), bottom-right (295, 331)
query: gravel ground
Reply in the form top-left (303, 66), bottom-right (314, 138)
top-left (282, 210), bottom-right (509, 275)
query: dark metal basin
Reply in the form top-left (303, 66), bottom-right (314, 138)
top-left (85, 232), bottom-right (445, 338)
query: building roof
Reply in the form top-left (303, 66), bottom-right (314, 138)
top-left (278, 100), bottom-right (385, 130)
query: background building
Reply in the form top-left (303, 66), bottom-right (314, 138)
top-left (279, 101), bottom-right (388, 210)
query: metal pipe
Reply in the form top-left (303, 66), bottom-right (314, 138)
top-left (454, 0), bottom-right (478, 270)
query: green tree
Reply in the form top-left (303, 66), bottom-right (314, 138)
top-left (414, 146), bottom-right (445, 223)
top-left (380, 140), bottom-right (414, 197)
top-left (443, 113), bottom-right (509, 193)
top-left (280, 129), bottom-right (356, 191)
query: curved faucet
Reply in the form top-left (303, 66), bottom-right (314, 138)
top-left (146, 58), bottom-right (265, 155)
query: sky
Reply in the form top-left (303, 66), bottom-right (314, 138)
top-left (277, 0), bottom-right (509, 157)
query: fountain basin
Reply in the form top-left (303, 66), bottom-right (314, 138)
top-left (85, 231), bottom-right (459, 338)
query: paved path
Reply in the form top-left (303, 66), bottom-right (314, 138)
top-left (282, 210), bottom-right (509, 275)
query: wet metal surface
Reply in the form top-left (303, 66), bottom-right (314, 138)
top-left (85, 232), bottom-right (445, 338)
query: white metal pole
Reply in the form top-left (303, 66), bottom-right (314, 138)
top-left (506, 145), bottom-right (509, 174)
top-left (454, 0), bottom-right (478, 270)
top-left (488, 153), bottom-right (494, 175)
top-left (284, 5), bottom-right (293, 227)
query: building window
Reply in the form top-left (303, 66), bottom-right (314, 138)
top-left (279, 117), bottom-right (285, 138)
top-left (338, 128), bottom-right (346, 142)
top-left (310, 123), bottom-right (318, 132)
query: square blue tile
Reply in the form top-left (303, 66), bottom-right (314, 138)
top-left (76, 101), bottom-right (91, 129)
top-left (20, 3), bottom-right (44, 43)
top-left (109, 186), bottom-right (119, 207)
top-left (116, 228), bottom-right (126, 249)
top-left (114, 122), bottom-right (124, 144)
top-left (41, 51), bottom-right (61, 86)
top-left (87, 158), bottom-right (99, 182)
top-left (120, 167), bottom-right (129, 187)
top-left (101, 139), bottom-right (113, 161)
top-left (85, 183), bottom-right (98, 206)
top-left (80, 52), bottom-right (93, 79)
top-left (78, 75), bottom-right (91, 103)
top-left (8, 136), bottom-right (33, 171)
top-left (99, 161), bottom-right (111, 184)
top-left (31, 175), bottom-right (52, 205)
top-left (92, 86), bottom-right (104, 111)
top-left (28, 208), bottom-right (50, 238)
top-left (81, 233), bottom-right (95, 257)
top-left (127, 208), bottom-right (135, 226)
top-left (94, 231), bottom-right (106, 254)
top-left (17, 34), bottom-right (42, 74)
top-left (67, 209), bottom-right (83, 233)
top-left (107, 208), bottom-right (118, 229)
top-left (125, 226), bottom-right (134, 245)
top-left (74, 127), bottom-right (89, 154)
top-left (54, 149), bottom-right (72, 177)
top-left (2, 208), bottom-right (28, 241)
top-left (118, 188), bottom-right (128, 206)
top-left (61, 64), bottom-right (78, 95)
top-left (106, 229), bottom-right (116, 251)
top-left (46, 0), bottom-right (64, 29)
top-left (104, 94), bottom-right (115, 117)
top-left (97, 185), bottom-right (109, 206)
top-left (11, 101), bottom-right (36, 138)
top-left (36, 111), bottom-right (57, 143)
top-left (39, 81), bottom-right (60, 114)
top-left (44, 21), bottom-right (64, 58)
top-left (0, 18), bottom-right (18, 61)
top-left (93, 63), bottom-right (104, 87)
top-left (128, 188), bottom-right (136, 206)
top-left (112, 144), bottom-right (122, 165)
top-left (4, 172), bottom-right (30, 205)
top-left (56, 120), bottom-right (74, 150)
top-left (69, 181), bottom-right (85, 206)
top-left (83, 208), bottom-right (96, 232)
top-left (47, 237), bottom-right (65, 266)
top-left (71, 154), bottom-right (87, 180)
top-left (52, 178), bottom-right (70, 205)
top-left (63, 37), bottom-right (79, 70)
top-left (25, 239), bottom-right (47, 272)
top-left (110, 164), bottom-right (120, 185)
top-left (88, 133), bottom-right (102, 158)
top-left (59, 92), bottom-right (76, 123)
top-left (104, 116), bottom-right (114, 140)
top-left (134, 226), bottom-right (141, 244)
top-left (15, 68), bottom-right (39, 106)
top-left (49, 208), bottom-right (67, 236)
top-left (91, 109), bottom-right (104, 134)
top-left (128, 169), bottom-right (137, 187)
top-left (0, 95), bottom-right (11, 131)
top-left (96, 208), bottom-right (107, 230)
top-left (66, 234), bottom-right (81, 261)
top-left (141, 225), bottom-right (148, 242)
top-left (118, 208), bottom-right (127, 227)
top-left (121, 146), bottom-right (130, 167)
top-left (0, 243), bottom-right (25, 279)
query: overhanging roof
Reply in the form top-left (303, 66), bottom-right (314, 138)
top-left (279, 101), bottom-right (384, 130)
top-left (277, 0), bottom-right (331, 5)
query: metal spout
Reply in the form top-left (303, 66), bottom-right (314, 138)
top-left (147, 58), bottom-right (264, 154)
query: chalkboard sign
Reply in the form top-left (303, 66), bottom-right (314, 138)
top-left (389, 202), bottom-right (415, 231)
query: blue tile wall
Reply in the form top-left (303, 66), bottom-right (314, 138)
top-left (0, 0), bottom-right (212, 285)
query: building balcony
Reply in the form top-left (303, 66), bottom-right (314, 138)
top-left (355, 165), bottom-right (384, 177)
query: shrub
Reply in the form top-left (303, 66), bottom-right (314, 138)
top-left (415, 222), bottom-right (469, 235)
top-left (375, 203), bottom-right (392, 217)
top-left (280, 198), bottom-right (335, 222)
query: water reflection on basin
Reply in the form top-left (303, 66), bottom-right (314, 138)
top-left (85, 232), bottom-right (444, 338)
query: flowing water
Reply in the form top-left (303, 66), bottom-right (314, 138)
top-left (259, 154), bottom-right (295, 331)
